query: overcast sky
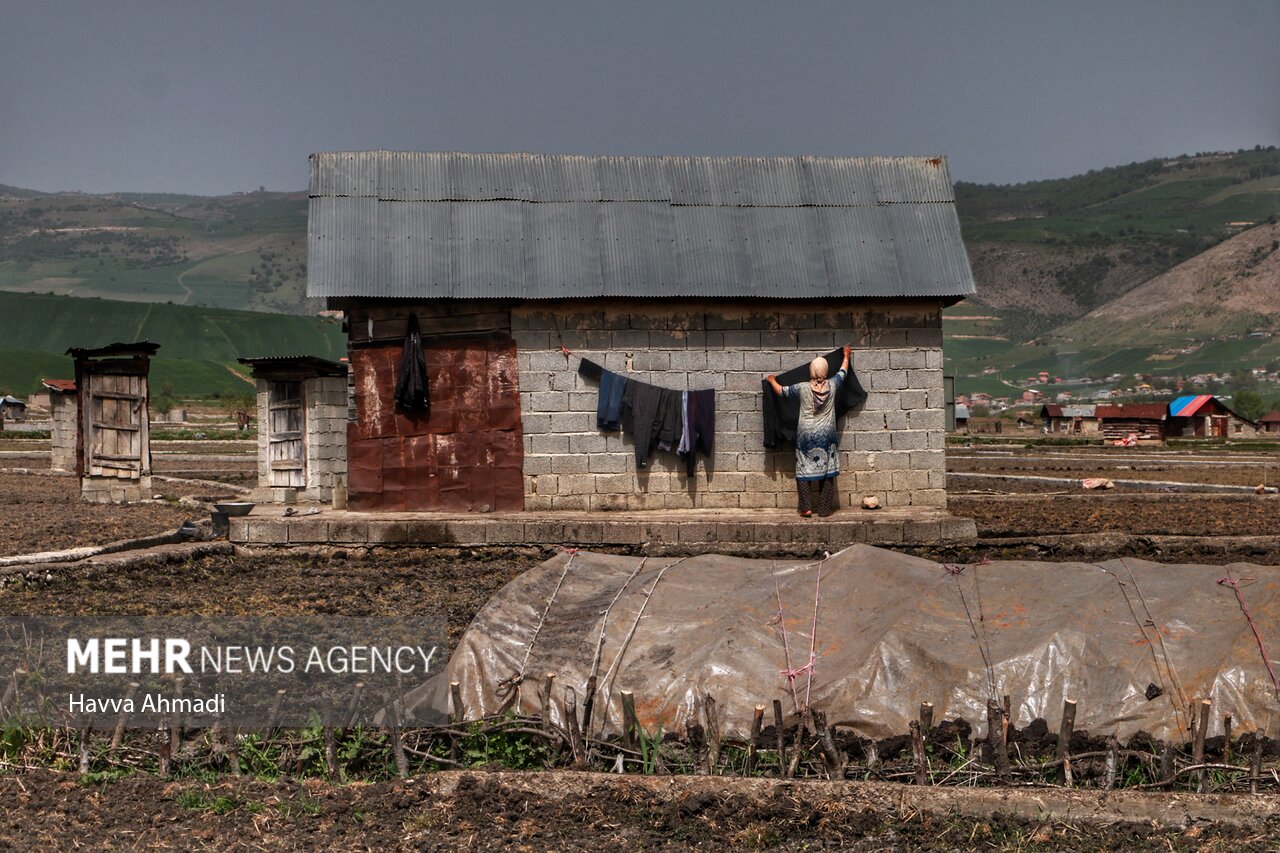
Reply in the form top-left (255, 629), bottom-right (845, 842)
top-left (2, 0), bottom-right (1277, 195)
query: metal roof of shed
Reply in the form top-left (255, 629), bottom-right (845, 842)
top-left (307, 151), bottom-right (977, 301)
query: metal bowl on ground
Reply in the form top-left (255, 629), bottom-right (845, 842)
top-left (214, 501), bottom-right (255, 517)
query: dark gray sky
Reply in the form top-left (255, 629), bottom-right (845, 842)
top-left (3, 0), bottom-right (1277, 195)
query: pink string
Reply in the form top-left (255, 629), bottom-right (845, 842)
top-left (1218, 569), bottom-right (1280, 697)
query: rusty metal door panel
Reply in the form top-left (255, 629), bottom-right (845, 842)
top-left (347, 335), bottom-right (523, 512)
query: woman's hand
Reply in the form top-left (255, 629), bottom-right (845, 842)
top-left (766, 374), bottom-right (784, 395)
top-left (841, 344), bottom-right (852, 371)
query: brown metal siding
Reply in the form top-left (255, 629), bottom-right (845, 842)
top-left (347, 336), bottom-right (523, 512)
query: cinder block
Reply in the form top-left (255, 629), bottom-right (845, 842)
top-left (550, 495), bottom-right (591, 510)
top-left (529, 391), bottom-right (569, 412)
top-left (863, 391), bottom-right (900, 411)
top-left (889, 349), bottom-right (928, 369)
top-left (906, 369), bottom-right (944, 390)
top-left (870, 370), bottom-right (908, 390)
top-left (899, 390), bottom-right (928, 410)
top-left (706, 351), bottom-right (745, 371)
top-left (902, 520), bottom-right (942, 543)
top-left (610, 330), bottom-right (650, 350)
top-left (854, 431), bottom-right (891, 452)
top-left (910, 489), bottom-right (948, 508)
top-left (705, 471), bottom-right (746, 492)
top-left (551, 455), bottom-right (589, 474)
top-left (739, 491), bottom-right (780, 508)
top-left (891, 430), bottom-right (927, 451)
top-left (558, 474), bottom-right (597, 495)
top-left (522, 413), bottom-right (553, 435)
top-left (910, 450), bottom-right (946, 471)
top-left (698, 493), bottom-right (741, 509)
top-left (906, 329), bottom-right (944, 348)
top-left (670, 351), bottom-right (709, 371)
top-left (550, 411), bottom-right (594, 433)
top-left (852, 349), bottom-right (890, 370)
top-left (587, 455), bottom-right (629, 474)
top-left (569, 433), bottom-right (608, 453)
top-left (884, 411), bottom-right (909, 430)
top-left (797, 329), bottom-right (835, 350)
top-left (892, 469), bottom-right (931, 490)
top-left (530, 434), bottom-right (570, 454)
top-left (908, 409), bottom-right (945, 431)
top-left (759, 330), bottom-right (797, 349)
top-left (647, 331), bottom-right (688, 350)
top-left (925, 348), bottom-right (944, 368)
top-left (722, 330), bottom-right (761, 349)
top-left (523, 455), bottom-right (553, 475)
top-left (704, 314), bottom-right (742, 331)
top-left (534, 474), bottom-right (560, 495)
top-left (677, 522), bottom-right (716, 541)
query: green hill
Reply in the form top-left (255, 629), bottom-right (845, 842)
top-left (0, 292), bottom-right (344, 397)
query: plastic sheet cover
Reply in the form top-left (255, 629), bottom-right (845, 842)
top-left (426, 546), bottom-right (1280, 742)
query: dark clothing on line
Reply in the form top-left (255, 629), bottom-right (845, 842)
top-left (577, 357), bottom-right (603, 382)
top-left (680, 388), bottom-right (715, 475)
top-left (761, 349), bottom-right (867, 448)
top-left (598, 371), bottom-right (628, 431)
top-left (621, 379), bottom-right (682, 468)
top-left (394, 313), bottom-right (430, 413)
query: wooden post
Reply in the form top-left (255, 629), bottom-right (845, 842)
top-left (1159, 742), bottom-right (1175, 789)
top-left (1223, 714), bottom-right (1233, 765)
top-left (1057, 699), bottom-right (1076, 786)
top-left (0, 668), bottom-right (25, 716)
top-left (448, 682), bottom-right (464, 725)
top-left (703, 695), bottom-right (720, 775)
top-left (619, 690), bottom-right (640, 752)
top-left (1194, 698), bottom-right (1211, 793)
top-left (1102, 735), bottom-right (1119, 790)
top-left (388, 698), bottom-right (409, 779)
top-left (110, 682), bottom-right (139, 752)
top-left (772, 699), bottom-right (788, 778)
top-left (345, 682), bottom-right (365, 730)
top-left (919, 701), bottom-right (934, 734)
top-left (266, 688), bottom-right (287, 742)
top-left (812, 710), bottom-right (845, 779)
top-left (541, 672), bottom-right (557, 733)
top-left (987, 698), bottom-right (1011, 781)
top-left (564, 688), bottom-right (583, 766)
top-left (1250, 731), bottom-right (1265, 795)
top-left (686, 697), bottom-right (707, 775)
top-left (580, 675), bottom-right (597, 735)
top-left (910, 720), bottom-right (928, 785)
top-left (746, 705), bottom-right (764, 776)
top-left (227, 725), bottom-right (241, 777)
top-left (1002, 694), bottom-right (1012, 741)
top-left (324, 725), bottom-right (338, 779)
top-left (78, 723), bottom-right (91, 775)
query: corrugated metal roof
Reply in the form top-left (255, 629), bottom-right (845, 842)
top-left (308, 151), bottom-right (976, 300)
top-left (1169, 394), bottom-right (1214, 417)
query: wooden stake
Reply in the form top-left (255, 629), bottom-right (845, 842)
top-left (746, 705), bottom-right (764, 776)
top-left (813, 710), bottom-right (844, 779)
top-left (580, 675), bottom-right (597, 735)
top-left (1102, 735), bottom-right (1119, 790)
top-left (1159, 742), bottom-right (1175, 789)
top-left (1057, 699), bottom-right (1076, 786)
top-left (987, 698), bottom-right (1011, 781)
top-left (388, 697), bottom-right (408, 779)
top-left (703, 695), bottom-right (720, 774)
top-left (110, 682), bottom-right (138, 752)
top-left (266, 688), bottom-right (287, 742)
top-left (919, 701), bottom-right (934, 734)
top-left (1, 668), bottom-right (25, 716)
top-left (78, 723), bottom-right (91, 775)
top-left (619, 690), bottom-right (640, 752)
top-left (1223, 714), bottom-right (1233, 765)
top-left (448, 681), bottom-right (464, 725)
top-left (563, 688), bottom-right (583, 766)
top-left (345, 682), bottom-right (365, 730)
top-left (1002, 694), bottom-right (1012, 740)
top-left (772, 699), bottom-right (788, 778)
top-left (1194, 698), bottom-right (1211, 793)
top-left (1250, 731), bottom-right (1265, 795)
top-left (541, 672), bottom-right (557, 734)
top-left (227, 725), bottom-right (241, 777)
top-left (910, 720), bottom-right (928, 785)
top-left (324, 725), bottom-right (338, 779)
top-left (685, 697), bottom-right (707, 775)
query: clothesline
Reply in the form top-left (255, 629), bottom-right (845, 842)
top-left (556, 344), bottom-right (718, 393)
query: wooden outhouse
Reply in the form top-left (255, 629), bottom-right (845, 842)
top-left (68, 342), bottom-right (158, 503)
top-left (238, 355), bottom-right (349, 502)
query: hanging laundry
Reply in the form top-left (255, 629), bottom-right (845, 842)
top-left (761, 348), bottom-right (866, 448)
top-left (579, 358), bottom-right (626, 431)
top-left (620, 380), bottom-right (683, 469)
top-left (394, 313), bottom-right (430, 413)
top-left (678, 388), bottom-right (715, 475)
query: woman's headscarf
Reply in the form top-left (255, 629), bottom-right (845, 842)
top-left (809, 357), bottom-right (829, 381)
top-left (809, 356), bottom-right (831, 412)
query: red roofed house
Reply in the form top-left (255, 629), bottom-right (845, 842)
top-left (1167, 394), bottom-right (1258, 439)
top-left (1255, 412), bottom-right (1280, 435)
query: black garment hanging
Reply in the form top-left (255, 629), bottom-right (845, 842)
top-left (394, 313), bottom-right (430, 413)
top-left (620, 380), bottom-right (682, 468)
top-left (761, 348), bottom-right (867, 448)
top-left (680, 388), bottom-right (715, 475)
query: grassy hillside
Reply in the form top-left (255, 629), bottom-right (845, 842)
top-left (0, 292), bottom-right (344, 397)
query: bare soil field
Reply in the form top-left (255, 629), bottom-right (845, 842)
top-left (1, 770), bottom-right (1273, 852)
top-left (948, 446), bottom-right (1280, 491)
top-left (0, 473), bottom-right (193, 558)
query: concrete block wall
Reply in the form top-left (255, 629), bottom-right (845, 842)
top-left (49, 393), bottom-right (77, 472)
top-left (512, 300), bottom-right (947, 512)
top-left (253, 376), bottom-right (348, 502)
top-left (303, 375), bottom-right (348, 501)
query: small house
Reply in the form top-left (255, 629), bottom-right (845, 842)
top-left (308, 151), bottom-right (976, 517)
top-left (1094, 403), bottom-right (1167, 444)
top-left (953, 403), bottom-right (970, 434)
top-left (1260, 412), bottom-right (1280, 435)
top-left (1039, 403), bottom-right (1097, 435)
top-left (0, 395), bottom-right (27, 421)
top-left (1167, 394), bottom-right (1258, 438)
top-left (237, 355), bottom-right (349, 502)
top-left (68, 342), bottom-right (158, 502)
top-left (41, 379), bottom-right (78, 471)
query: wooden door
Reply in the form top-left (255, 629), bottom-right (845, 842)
top-left (268, 381), bottom-right (305, 488)
top-left (84, 373), bottom-right (147, 479)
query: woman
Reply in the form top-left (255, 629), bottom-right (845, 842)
top-left (766, 345), bottom-right (852, 518)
